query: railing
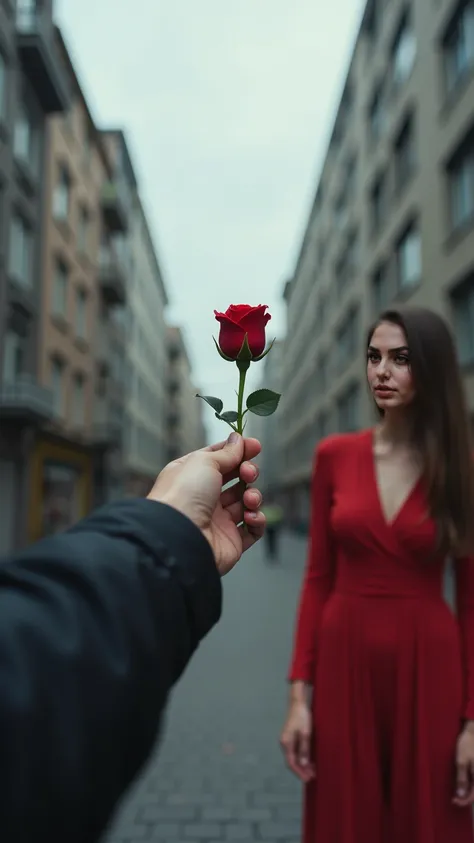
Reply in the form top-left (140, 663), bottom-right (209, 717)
top-left (101, 179), bottom-right (129, 216)
top-left (0, 375), bottom-right (54, 418)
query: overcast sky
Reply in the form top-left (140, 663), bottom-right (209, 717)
top-left (55, 0), bottom-right (365, 443)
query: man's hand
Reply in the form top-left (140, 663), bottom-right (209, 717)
top-left (147, 433), bottom-right (265, 575)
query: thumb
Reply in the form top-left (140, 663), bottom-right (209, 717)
top-left (210, 432), bottom-right (244, 475)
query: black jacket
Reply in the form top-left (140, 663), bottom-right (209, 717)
top-left (0, 499), bottom-right (222, 843)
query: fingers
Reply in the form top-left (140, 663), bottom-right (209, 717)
top-left (453, 761), bottom-right (474, 806)
top-left (204, 436), bottom-right (261, 460)
top-left (239, 511), bottom-right (266, 552)
top-left (280, 731), bottom-right (315, 784)
top-left (221, 461), bottom-right (259, 498)
top-left (221, 479), bottom-right (261, 511)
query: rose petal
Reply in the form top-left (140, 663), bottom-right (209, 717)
top-left (239, 305), bottom-right (271, 357)
top-left (225, 304), bottom-right (254, 323)
top-left (214, 312), bottom-right (247, 360)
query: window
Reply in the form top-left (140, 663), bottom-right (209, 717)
top-left (52, 259), bottom-right (68, 318)
top-left (0, 51), bottom-right (6, 120)
top-left (2, 330), bottom-right (24, 381)
top-left (448, 130), bottom-right (474, 231)
top-left (369, 85), bottom-right (386, 141)
top-left (336, 231), bottom-right (359, 293)
top-left (13, 99), bottom-right (36, 168)
top-left (50, 358), bottom-right (64, 416)
top-left (345, 155), bottom-right (357, 202)
top-left (397, 223), bottom-right (421, 290)
top-left (337, 383), bottom-right (360, 432)
top-left (394, 113), bottom-right (416, 188)
top-left (72, 374), bottom-right (85, 426)
top-left (452, 274), bottom-right (474, 365)
top-left (334, 195), bottom-right (348, 231)
top-left (444, 0), bottom-right (474, 95)
top-left (370, 172), bottom-right (388, 234)
top-left (372, 262), bottom-right (390, 314)
top-left (77, 205), bottom-right (89, 254)
top-left (337, 308), bottom-right (359, 373)
top-left (8, 214), bottom-right (32, 287)
top-left (75, 288), bottom-right (87, 339)
top-left (392, 14), bottom-right (417, 87)
top-left (53, 165), bottom-right (70, 220)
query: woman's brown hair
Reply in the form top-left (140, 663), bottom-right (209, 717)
top-left (367, 306), bottom-right (474, 557)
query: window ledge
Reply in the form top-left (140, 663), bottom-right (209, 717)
top-left (445, 217), bottom-right (474, 252)
top-left (53, 218), bottom-right (72, 243)
top-left (51, 314), bottom-right (69, 334)
top-left (74, 336), bottom-right (89, 353)
top-left (14, 157), bottom-right (37, 197)
top-left (440, 67), bottom-right (474, 121)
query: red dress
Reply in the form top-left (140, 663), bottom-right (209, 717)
top-left (289, 430), bottom-right (474, 843)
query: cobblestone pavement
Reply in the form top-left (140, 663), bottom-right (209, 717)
top-left (101, 532), bottom-right (307, 843)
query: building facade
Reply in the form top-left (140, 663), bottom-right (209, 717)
top-left (277, 0), bottom-right (474, 530)
top-left (0, 0), bottom-right (69, 552)
top-left (124, 195), bottom-right (169, 497)
top-left (167, 326), bottom-right (207, 461)
top-left (252, 339), bottom-right (284, 498)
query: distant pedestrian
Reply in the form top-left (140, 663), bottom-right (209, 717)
top-left (262, 501), bottom-right (284, 562)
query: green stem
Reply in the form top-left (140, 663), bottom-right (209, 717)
top-left (236, 366), bottom-right (248, 434)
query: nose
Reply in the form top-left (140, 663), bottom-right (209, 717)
top-left (376, 358), bottom-right (390, 378)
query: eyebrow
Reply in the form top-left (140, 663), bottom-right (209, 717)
top-left (368, 345), bottom-right (409, 353)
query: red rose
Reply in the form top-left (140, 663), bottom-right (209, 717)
top-left (214, 304), bottom-right (271, 360)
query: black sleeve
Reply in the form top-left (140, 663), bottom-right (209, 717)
top-left (0, 498), bottom-right (222, 843)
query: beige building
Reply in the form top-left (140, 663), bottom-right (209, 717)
top-left (277, 0), bottom-right (474, 530)
top-left (30, 31), bottom-right (130, 541)
top-left (167, 326), bottom-right (207, 460)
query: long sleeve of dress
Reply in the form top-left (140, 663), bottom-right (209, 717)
top-left (455, 555), bottom-right (474, 721)
top-left (288, 438), bottom-right (336, 683)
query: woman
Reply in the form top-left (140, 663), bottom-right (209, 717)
top-left (280, 307), bottom-right (474, 843)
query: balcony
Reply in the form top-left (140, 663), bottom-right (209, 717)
top-left (98, 248), bottom-right (126, 306)
top-left (0, 376), bottom-right (55, 424)
top-left (101, 180), bottom-right (128, 233)
top-left (15, 4), bottom-right (70, 114)
top-left (91, 402), bottom-right (122, 451)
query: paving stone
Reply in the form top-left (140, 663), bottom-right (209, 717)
top-left (183, 822), bottom-right (222, 838)
top-left (258, 821), bottom-right (302, 839)
top-left (102, 533), bottom-right (307, 843)
top-left (225, 822), bottom-right (255, 839)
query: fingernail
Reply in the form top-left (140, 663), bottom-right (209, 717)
top-left (248, 512), bottom-right (258, 519)
top-left (457, 789), bottom-right (466, 797)
top-left (228, 432), bottom-right (240, 444)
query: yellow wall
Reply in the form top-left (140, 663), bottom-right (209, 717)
top-left (28, 438), bottom-right (93, 543)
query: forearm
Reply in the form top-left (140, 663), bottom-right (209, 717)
top-left (0, 499), bottom-right (222, 843)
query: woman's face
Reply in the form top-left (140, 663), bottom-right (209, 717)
top-left (367, 321), bottom-right (415, 410)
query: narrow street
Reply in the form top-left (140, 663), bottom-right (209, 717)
top-left (102, 532), bottom-right (307, 843)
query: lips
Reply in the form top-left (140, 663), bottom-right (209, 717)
top-left (374, 386), bottom-right (395, 394)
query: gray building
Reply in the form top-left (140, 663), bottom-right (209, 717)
top-left (0, 0), bottom-right (69, 552)
top-left (277, 0), bottom-right (474, 530)
top-left (123, 194), bottom-right (169, 497)
top-left (249, 339), bottom-right (284, 499)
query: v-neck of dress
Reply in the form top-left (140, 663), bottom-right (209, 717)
top-left (367, 429), bottom-right (422, 529)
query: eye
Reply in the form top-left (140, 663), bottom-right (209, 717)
top-left (395, 354), bottom-right (410, 365)
top-left (367, 351), bottom-right (380, 363)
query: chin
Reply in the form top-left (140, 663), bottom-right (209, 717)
top-left (373, 393), bottom-right (398, 406)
